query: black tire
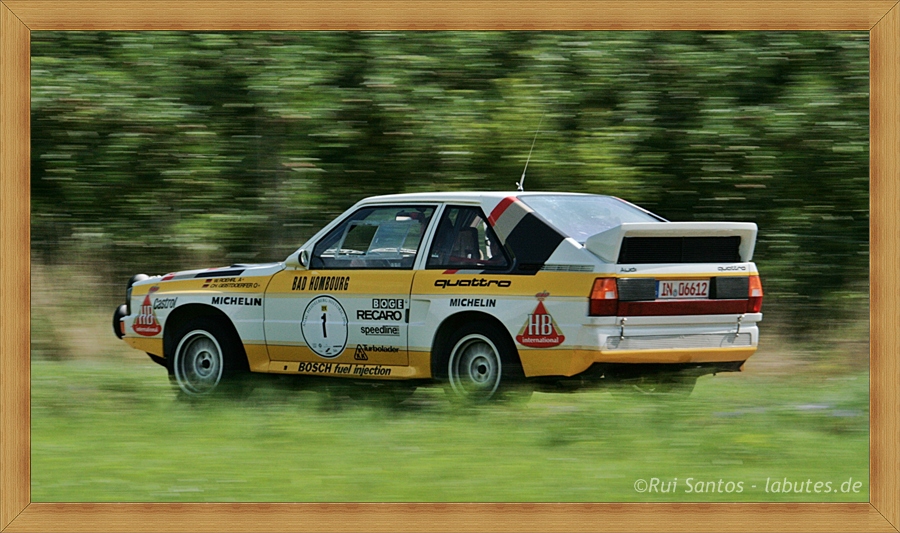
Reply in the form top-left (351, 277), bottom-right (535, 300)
top-left (441, 321), bottom-right (532, 403)
top-left (168, 317), bottom-right (250, 399)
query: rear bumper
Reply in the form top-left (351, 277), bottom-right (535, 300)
top-left (519, 317), bottom-right (760, 377)
top-left (520, 345), bottom-right (756, 377)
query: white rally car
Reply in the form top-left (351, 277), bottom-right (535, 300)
top-left (113, 192), bottom-right (763, 400)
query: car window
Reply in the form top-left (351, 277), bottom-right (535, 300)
top-left (311, 205), bottom-right (435, 269)
top-left (519, 195), bottom-right (663, 244)
top-left (426, 206), bottom-right (509, 270)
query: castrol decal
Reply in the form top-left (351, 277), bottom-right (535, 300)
top-left (132, 286), bottom-right (163, 337)
top-left (516, 291), bottom-right (565, 348)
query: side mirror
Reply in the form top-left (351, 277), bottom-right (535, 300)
top-left (285, 248), bottom-right (310, 269)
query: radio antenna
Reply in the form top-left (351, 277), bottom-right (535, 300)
top-left (517, 114), bottom-right (544, 192)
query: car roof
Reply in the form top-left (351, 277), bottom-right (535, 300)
top-left (358, 191), bottom-right (596, 205)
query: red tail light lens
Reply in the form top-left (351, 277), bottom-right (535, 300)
top-left (748, 275), bottom-right (763, 313)
top-left (590, 278), bottom-right (619, 316)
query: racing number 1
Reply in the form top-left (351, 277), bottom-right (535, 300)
top-left (321, 313), bottom-right (327, 338)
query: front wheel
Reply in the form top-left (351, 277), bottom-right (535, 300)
top-left (443, 323), bottom-right (532, 403)
top-left (170, 317), bottom-right (248, 398)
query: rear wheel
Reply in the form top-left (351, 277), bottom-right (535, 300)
top-left (169, 317), bottom-right (249, 398)
top-left (442, 322), bottom-right (532, 403)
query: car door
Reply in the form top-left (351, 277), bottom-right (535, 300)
top-left (264, 204), bottom-right (436, 372)
top-left (408, 205), bottom-right (515, 363)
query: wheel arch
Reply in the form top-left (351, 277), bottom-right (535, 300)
top-left (430, 310), bottom-right (520, 378)
top-left (163, 304), bottom-right (246, 368)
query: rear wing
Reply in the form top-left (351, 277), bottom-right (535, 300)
top-left (584, 222), bottom-right (758, 264)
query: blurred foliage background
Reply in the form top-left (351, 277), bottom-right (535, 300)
top-left (31, 31), bottom-right (868, 335)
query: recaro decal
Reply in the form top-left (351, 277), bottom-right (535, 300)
top-left (516, 291), bottom-right (566, 348)
top-left (357, 309), bottom-right (403, 321)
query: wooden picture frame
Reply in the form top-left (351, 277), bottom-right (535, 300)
top-left (2, 1), bottom-right (897, 531)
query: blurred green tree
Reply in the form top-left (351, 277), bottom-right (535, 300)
top-left (31, 31), bottom-right (869, 335)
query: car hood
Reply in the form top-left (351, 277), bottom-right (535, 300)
top-left (136, 262), bottom-right (285, 286)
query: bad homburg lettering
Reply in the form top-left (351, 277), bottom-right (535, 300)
top-left (292, 275), bottom-right (350, 291)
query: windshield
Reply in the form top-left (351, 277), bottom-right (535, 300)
top-left (519, 195), bottom-right (662, 243)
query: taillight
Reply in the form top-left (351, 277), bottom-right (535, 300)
top-left (590, 278), bottom-right (619, 316)
top-left (748, 275), bottom-right (763, 313)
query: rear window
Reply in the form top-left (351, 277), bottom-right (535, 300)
top-left (519, 195), bottom-right (662, 244)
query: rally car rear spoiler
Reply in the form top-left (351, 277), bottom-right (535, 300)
top-left (584, 222), bottom-right (758, 264)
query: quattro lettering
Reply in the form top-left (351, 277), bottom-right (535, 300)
top-left (434, 278), bottom-right (511, 289)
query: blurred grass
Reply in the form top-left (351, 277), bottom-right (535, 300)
top-left (31, 265), bottom-right (869, 503)
top-left (31, 358), bottom-right (869, 503)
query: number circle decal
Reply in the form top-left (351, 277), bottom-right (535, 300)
top-left (301, 295), bottom-right (348, 358)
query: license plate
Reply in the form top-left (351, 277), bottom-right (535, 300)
top-left (657, 280), bottom-right (710, 299)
